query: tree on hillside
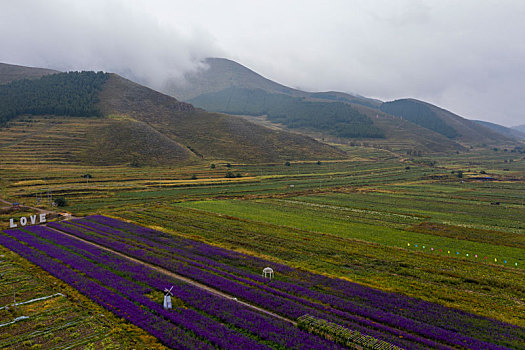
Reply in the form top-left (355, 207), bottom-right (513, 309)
top-left (0, 71), bottom-right (109, 126)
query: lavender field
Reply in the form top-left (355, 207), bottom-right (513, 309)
top-left (1, 216), bottom-right (524, 349)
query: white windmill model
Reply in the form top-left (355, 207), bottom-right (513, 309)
top-left (163, 286), bottom-right (173, 310)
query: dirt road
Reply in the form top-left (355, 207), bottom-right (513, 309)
top-left (0, 198), bottom-right (75, 220)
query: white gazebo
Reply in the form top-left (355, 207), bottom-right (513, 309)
top-left (262, 267), bottom-right (274, 279)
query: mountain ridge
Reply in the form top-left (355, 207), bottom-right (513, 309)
top-left (0, 66), bottom-right (345, 166)
top-left (166, 57), bottom-right (517, 151)
top-left (512, 124), bottom-right (525, 133)
top-left (165, 57), bottom-right (381, 109)
top-left (0, 62), bottom-right (58, 85)
top-left (473, 120), bottom-right (525, 140)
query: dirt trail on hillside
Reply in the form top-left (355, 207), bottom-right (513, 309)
top-left (45, 224), bottom-right (297, 326)
top-left (0, 198), bottom-right (76, 219)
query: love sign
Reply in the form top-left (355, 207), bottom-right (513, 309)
top-left (9, 214), bottom-right (47, 228)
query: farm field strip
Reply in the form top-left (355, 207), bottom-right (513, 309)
top-left (179, 199), bottom-right (525, 268)
top-left (42, 216), bottom-right (525, 349)
top-left (1, 159), bottom-right (437, 208)
top-left (1, 145), bottom-right (523, 348)
top-left (49, 219), bottom-right (421, 349)
top-left (0, 227), bottom-right (273, 349)
top-left (49, 221), bottom-right (296, 327)
top-left (298, 189), bottom-right (524, 233)
top-left (59, 218), bottom-right (467, 348)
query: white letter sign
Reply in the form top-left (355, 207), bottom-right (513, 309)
top-left (7, 213), bottom-right (47, 227)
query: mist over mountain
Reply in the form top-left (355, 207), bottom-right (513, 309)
top-left (165, 57), bottom-right (517, 152)
top-left (3, 1), bottom-right (524, 127)
top-left (1, 56), bottom-right (520, 165)
top-left (513, 125), bottom-right (525, 133)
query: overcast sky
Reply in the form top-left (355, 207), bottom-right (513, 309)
top-left (1, 0), bottom-right (524, 126)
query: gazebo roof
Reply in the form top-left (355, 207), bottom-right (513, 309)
top-left (263, 267), bottom-right (274, 273)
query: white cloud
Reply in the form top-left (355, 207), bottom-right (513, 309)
top-left (1, 0), bottom-right (524, 126)
top-left (0, 0), bottom-right (221, 89)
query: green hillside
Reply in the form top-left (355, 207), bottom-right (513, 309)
top-left (0, 71), bottom-right (109, 126)
top-left (380, 99), bottom-right (458, 138)
top-left (164, 57), bottom-right (519, 152)
top-left (190, 87), bottom-right (384, 138)
top-left (380, 99), bottom-right (515, 146)
top-left (99, 75), bottom-right (346, 162)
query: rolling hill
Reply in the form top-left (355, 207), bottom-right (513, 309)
top-left (380, 99), bottom-right (515, 145)
top-left (189, 87), bottom-right (385, 138)
top-left (165, 58), bottom-right (384, 140)
top-left (473, 120), bottom-right (525, 140)
top-left (0, 66), bottom-right (345, 166)
top-left (166, 57), bottom-right (517, 152)
top-left (512, 124), bottom-right (525, 133)
top-left (98, 74), bottom-right (345, 163)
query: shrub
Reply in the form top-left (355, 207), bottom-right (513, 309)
top-left (54, 197), bottom-right (67, 207)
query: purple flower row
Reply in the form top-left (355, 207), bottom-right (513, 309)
top-left (75, 216), bottom-right (518, 349)
top-left (37, 224), bottom-right (347, 350)
top-left (11, 225), bottom-right (271, 350)
top-left (49, 220), bottom-right (444, 349)
top-left (5, 224), bottom-right (347, 349)
top-left (0, 229), bottom-right (213, 350)
top-left (50, 225), bottom-right (346, 349)
top-left (82, 215), bottom-right (524, 349)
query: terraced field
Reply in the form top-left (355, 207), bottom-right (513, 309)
top-left (0, 116), bottom-right (106, 166)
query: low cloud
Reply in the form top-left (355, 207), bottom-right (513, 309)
top-left (0, 0), bottom-right (220, 89)
top-left (1, 0), bottom-right (524, 126)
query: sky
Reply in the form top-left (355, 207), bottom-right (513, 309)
top-left (1, 0), bottom-right (524, 127)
